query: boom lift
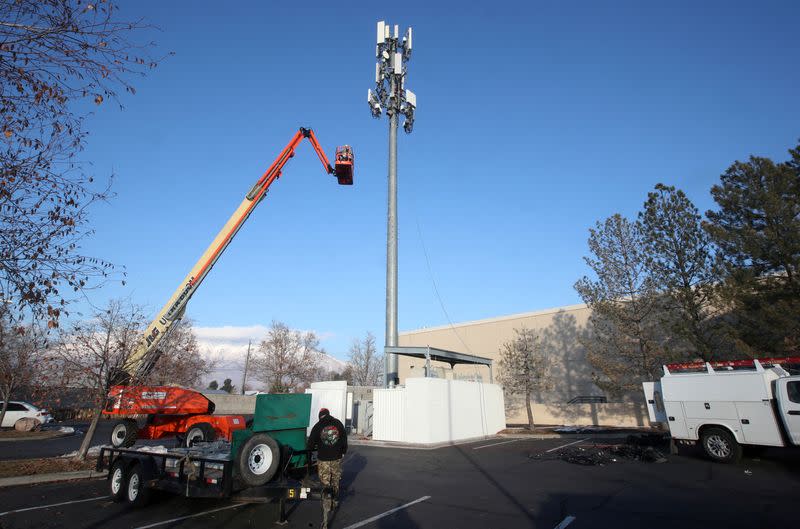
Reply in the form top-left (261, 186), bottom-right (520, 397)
top-left (104, 128), bottom-right (354, 448)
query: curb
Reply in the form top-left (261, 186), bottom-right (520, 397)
top-left (498, 432), bottom-right (659, 440)
top-left (0, 432), bottom-right (74, 443)
top-left (350, 435), bottom-right (496, 450)
top-left (350, 431), bottom-right (663, 450)
top-left (0, 470), bottom-right (107, 488)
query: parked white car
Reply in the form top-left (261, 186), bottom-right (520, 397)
top-left (1, 401), bottom-right (54, 428)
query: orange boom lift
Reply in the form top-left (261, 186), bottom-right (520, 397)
top-left (104, 128), bottom-right (353, 448)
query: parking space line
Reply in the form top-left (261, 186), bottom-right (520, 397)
top-left (133, 504), bottom-right (246, 529)
top-left (554, 515), bottom-right (576, 528)
top-left (472, 438), bottom-right (527, 450)
top-left (0, 496), bottom-right (110, 516)
top-left (342, 495), bottom-right (431, 529)
top-left (0, 496), bottom-right (108, 517)
top-left (545, 438), bottom-right (590, 453)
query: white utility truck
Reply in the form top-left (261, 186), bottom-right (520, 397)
top-left (643, 357), bottom-right (800, 463)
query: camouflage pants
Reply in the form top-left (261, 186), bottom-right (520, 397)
top-left (318, 458), bottom-right (342, 523)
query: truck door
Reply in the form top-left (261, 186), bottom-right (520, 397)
top-left (643, 381), bottom-right (667, 423)
top-left (775, 377), bottom-right (800, 445)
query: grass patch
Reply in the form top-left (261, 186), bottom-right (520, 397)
top-left (0, 429), bottom-right (64, 440)
top-left (0, 457), bottom-right (97, 479)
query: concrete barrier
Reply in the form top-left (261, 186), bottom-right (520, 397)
top-left (202, 393), bottom-right (257, 415)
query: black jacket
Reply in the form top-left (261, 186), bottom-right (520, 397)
top-left (307, 415), bottom-right (347, 461)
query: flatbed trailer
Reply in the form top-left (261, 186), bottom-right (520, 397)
top-left (97, 444), bottom-right (323, 524)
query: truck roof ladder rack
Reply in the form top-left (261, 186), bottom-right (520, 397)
top-left (663, 356), bottom-right (800, 376)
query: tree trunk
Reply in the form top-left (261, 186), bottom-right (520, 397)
top-left (76, 405), bottom-right (103, 461)
top-left (0, 397), bottom-right (9, 429)
top-left (525, 390), bottom-right (534, 430)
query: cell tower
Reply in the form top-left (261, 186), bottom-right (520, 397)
top-left (369, 21), bottom-right (415, 388)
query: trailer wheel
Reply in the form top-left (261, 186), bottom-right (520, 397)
top-left (108, 459), bottom-right (128, 502)
top-left (125, 463), bottom-right (152, 507)
top-left (701, 427), bottom-right (742, 463)
top-left (184, 422), bottom-right (216, 447)
top-left (110, 419), bottom-right (138, 448)
top-left (237, 433), bottom-right (280, 486)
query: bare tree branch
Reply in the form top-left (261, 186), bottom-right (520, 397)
top-left (0, 1), bottom-right (165, 325)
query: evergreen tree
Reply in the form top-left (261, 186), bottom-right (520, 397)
top-left (575, 214), bottom-right (673, 393)
top-left (705, 142), bottom-right (800, 354)
top-left (640, 184), bottom-right (732, 360)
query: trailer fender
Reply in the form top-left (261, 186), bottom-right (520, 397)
top-left (114, 453), bottom-right (160, 481)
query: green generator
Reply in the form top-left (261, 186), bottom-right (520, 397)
top-left (231, 393), bottom-right (311, 486)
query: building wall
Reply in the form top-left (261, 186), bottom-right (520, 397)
top-left (509, 402), bottom-right (651, 428)
top-left (398, 304), bottom-right (647, 426)
top-left (399, 304), bottom-right (600, 402)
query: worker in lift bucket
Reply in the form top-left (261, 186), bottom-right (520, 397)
top-left (307, 407), bottom-right (348, 528)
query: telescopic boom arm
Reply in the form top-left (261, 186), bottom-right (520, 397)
top-left (123, 128), bottom-right (353, 382)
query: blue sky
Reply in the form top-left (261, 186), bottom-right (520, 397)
top-left (74, 0), bottom-right (799, 363)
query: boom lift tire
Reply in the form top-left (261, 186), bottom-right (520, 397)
top-left (184, 422), bottom-right (216, 447)
top-left (700, 427), bottom-right (742, 464)
top-left (110, 419), bottom-right (138, 448)
top-left (237, 433), bottom-right (281, 487)
top-left (109, 459), bottom-right (128, 502)
top-left (125, 463), bottom-right (153, 507)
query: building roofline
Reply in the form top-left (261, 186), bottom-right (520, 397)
top-left (400, 303), bottom-right (589, 336)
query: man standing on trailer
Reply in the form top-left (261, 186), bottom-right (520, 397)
top-left (307, 408), bottom-right (347, 528)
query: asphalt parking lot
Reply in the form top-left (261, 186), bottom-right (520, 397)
top-left (1, 437), bottom-right (797, 528)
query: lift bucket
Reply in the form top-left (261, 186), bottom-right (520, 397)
top-left (334, 145), bottom-right (354, 185)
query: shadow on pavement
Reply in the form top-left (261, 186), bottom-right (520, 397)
top-left (453, 444), bottom-right (538, 525)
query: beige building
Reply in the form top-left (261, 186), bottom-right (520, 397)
top-left (398, 304), bottom-right (651, 428)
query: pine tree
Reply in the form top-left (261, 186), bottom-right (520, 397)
top-left (640, 184), bottom-right (732, 361)
top-left (575, 214), bottom-right (673, 393)
top-left (705, 142), bottom-right (800, 354)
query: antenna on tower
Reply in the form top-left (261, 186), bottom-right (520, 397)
top-left (369, 20), bottom-right (416, 133)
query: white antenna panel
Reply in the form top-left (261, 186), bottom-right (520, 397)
top-left (377, 21), bottom-right (386, 44)
top-left (405, 90), bottom-right (416, 108)
top-left (393, 53), bottom-right (402, 74)
top-left (375, 62), bottom-right (381, 83)
top-left (394, 25), bottom-right (399, 39)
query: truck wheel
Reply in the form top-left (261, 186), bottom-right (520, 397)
top-left (184, 422), bottom-right (216, 447)
top-left (237, 433), bottom-right (280, 486)
top-left (701, 427), bottom-right (742, 463)
top-left (109, 459), bottom-right (127, 502)
top-left (110, 419), bottom-right (138, 448)
top-left (125, 463), bottom-right (152, 507)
